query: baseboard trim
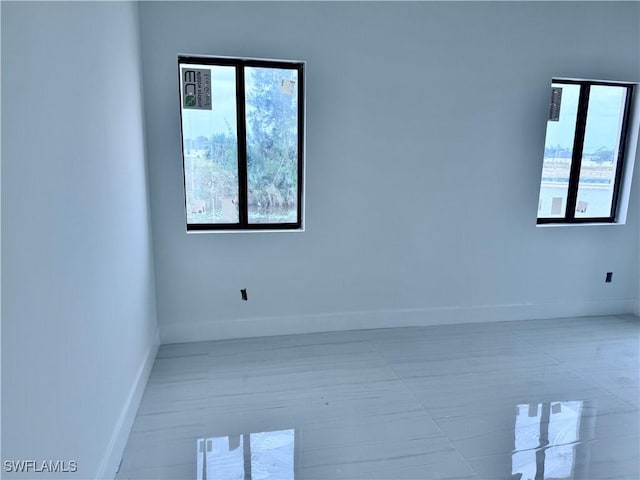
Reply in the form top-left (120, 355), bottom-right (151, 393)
top-left (160, 299), bottom-right (637, 344)
top-left (96, 327), bottom-right (160, 479)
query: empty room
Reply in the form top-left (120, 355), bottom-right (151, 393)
top-left (1, 1), bottom-right (639, 479)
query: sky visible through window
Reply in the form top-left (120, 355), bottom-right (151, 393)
top-left (547, 85), bottom-right (624, 153)
top-left (182, 66), bottom-right (237, 140)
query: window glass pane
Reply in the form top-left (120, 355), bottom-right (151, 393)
top-left (245, 67), bottom-right (299, 224)
top-left (575, 85), bottom-right (627, 218)
top-left (180, 64), bottom-right (239, 224)
top-left (537, 83), bottom-right (580, 218)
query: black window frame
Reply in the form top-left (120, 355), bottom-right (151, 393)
top-left (537, 79), bottom-right (634, 225)
top-left (178, 55), bottom-right (305, 231)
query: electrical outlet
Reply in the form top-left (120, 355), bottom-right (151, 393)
top-left (605, 272), bottom-right (613, 283)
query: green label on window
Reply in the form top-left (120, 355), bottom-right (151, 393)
top-left (182, 68), bottom-right (212, 110)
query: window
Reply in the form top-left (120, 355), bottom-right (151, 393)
top-left (537, 79), bottom-right (634, 224)
top-left (178, 56), bottom-right (304, 231)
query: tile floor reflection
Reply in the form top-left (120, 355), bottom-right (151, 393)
top-left (116, 315), bottom-right (639, 479)
top-left (512, 401), bottom-right (595, 480)
top-left (196, 430), bottom-right (294, 480)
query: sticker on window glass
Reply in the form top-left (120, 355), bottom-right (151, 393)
top-left (549, 87), bottom-right (562, 122)
top-left (280, 79), bottom-right (296, 95)
top-left (551, 197), bottom-right (563, 215)
top-left (182, 68), bottom-right (212, 110)
top-left (576, 200), bottom-right (588, 213)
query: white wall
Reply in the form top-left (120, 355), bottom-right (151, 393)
top-left (0, 0), bottom-right (3, 465)
top-left (1, 2), bottom-right (158, 478)
top-left (139, 1), bottom-right (640, 344)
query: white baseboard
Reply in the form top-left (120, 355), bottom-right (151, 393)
top-left (96, 327), bottom-right (160, 479)
top-left (160, 298), bottom-right (637, 344)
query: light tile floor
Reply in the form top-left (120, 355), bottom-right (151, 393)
top-left (117, 315), bottom-right (639, 479)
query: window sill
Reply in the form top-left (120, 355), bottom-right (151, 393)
top-left (186, 228), bottom-right (305, 234)
top-left (536, 221), bottom-right (625, 227)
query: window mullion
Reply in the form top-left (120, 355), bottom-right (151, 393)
top-left (608, 85), bottom-right (634, 220)
top-left (236, 64), bottom-right (249, 226)
top-left (565, 84), bottom-right (590, 221)
top-left (296, 64), bottom-right (304, 226)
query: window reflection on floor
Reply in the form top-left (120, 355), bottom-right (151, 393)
top-left (196, 429), bottom-right (295, 480)
top-left (512, 401), bottom-right (596, 480)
